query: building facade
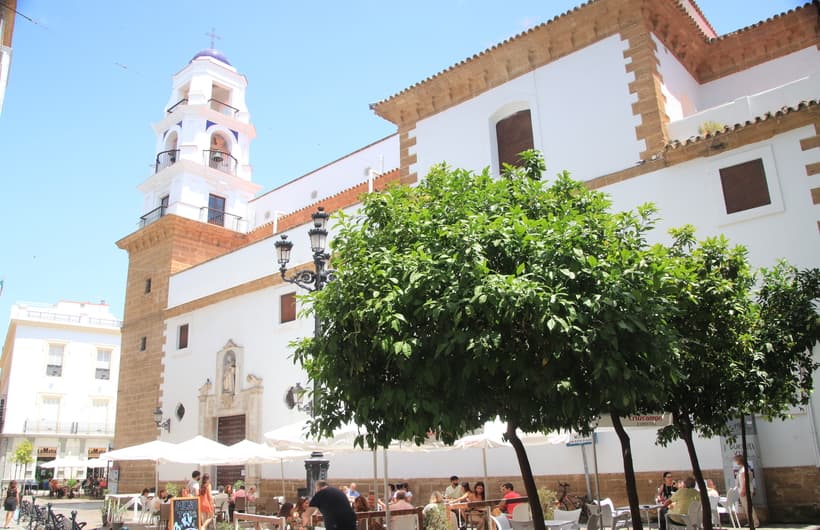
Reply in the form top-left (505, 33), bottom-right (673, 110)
top-left (114, 0), bottom-right (818, 520)
top-left (0, 301), bottom-right (121, 485)
top-left (0, 0), bottom-right (16, 116)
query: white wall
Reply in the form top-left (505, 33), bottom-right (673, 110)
top-left (413, 35), bottom-right (643, 182)
top-left (698, 48), bottom-right (820, 110)
top-left (250, 135), bottom-right (399, 231)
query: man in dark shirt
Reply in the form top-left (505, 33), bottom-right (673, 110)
top-left (303, 481), bottom-right (356, 530)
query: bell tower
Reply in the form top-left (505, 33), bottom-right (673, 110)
top-left (140, 48), bottom-right (261, 232)
top-left (114, 48), bottom-right (259, 493)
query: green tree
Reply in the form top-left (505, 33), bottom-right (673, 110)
top-left (657, 231), bottom-right (819, 530)
top-left (13, 439), bottom-right (34, 481)
top-left (294, 152), bottom-right (675, 530)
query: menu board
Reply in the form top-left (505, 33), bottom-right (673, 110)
top-left (171, 497), bottom-right (200, 530)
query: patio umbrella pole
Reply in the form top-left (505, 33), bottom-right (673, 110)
top-left (281, 460), bottom-right (286, 499)
top-left (383, 448), bottom-right (390, 530)
top-left (373, 449), bottom-right (378, 500)
top-left (580, 445), bottom-right (592, 500)
top-left (591, 433), bottom-right (601, 504)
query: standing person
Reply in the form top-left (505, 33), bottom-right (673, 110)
top-left (303, 481), bottom-right (357, 530)
top-left (188, 470), bottom-right (201, 496)
top-left (199, 473), bottom-right (215, 530)
top-left (734, 455), bottom-right (760, 527)
top-left (224, 484), bottom-right (235, 522)
top-left (4, 480), bottom-right (19, 528)
top-left (656, 472), bottom-right (677, 530)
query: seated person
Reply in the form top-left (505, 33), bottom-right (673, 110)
top-left (667, 477), bottom-right (700, 525)
top-left (496, 483), bottom-right (522, 518)
top-left (149, 489), bottom-right (168, 513)
top-left (140, 488), bottom-right (152, 510)
top-left (705, 479), bottom-right (719, 498)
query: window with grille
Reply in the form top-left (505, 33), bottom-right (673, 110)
top-left (46, 344), bottom-right (64, 377)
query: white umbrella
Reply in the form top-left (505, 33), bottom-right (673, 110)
top-left (100, 439), bottom-right (178, 493)
top-left (39, 456), bottom-right (89, 469)
top-left (264, 420), bottom-right (365, 453)
top-left (228, 440), bottom-right (310, 497)
top-left (100, 439), bottom-right (177, 462)
top-left (86, 458), bottom-right (110, 469)
top-left (169, 435), bottom-right (237, 465)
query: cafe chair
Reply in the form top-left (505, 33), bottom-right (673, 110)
top-left (492, 515), bottom-right (512, 530)
top-left (510, 520), bottom-right (534, 530)
top-left (718, 488), bottom-right (740, 528)
top-left (665, 501), bottom-right (702, 530)
top-left (391, 515), bottom-right (418, 530)
top-left (585, 514), bottom-right (600, 530)
top-left (586, 500), bottom-right (629, 530)
top-left (511, 504), bottom-right (532, 521)
top-left (552, 508), bottom-right (582, 530)
top-left (157, 503), bottom-right (171, 530)
top-left (235, 496), bottom-right (247, 513)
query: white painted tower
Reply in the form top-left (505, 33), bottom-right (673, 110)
top-left (138, 48), bottom-right (261, 233)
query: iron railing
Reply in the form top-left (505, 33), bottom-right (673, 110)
top-left (140, 204), bottom-right (168, 228)
top-left (205, 149), bottom-right (237, 174)
top-left (166, 98), bottom-right (188, 114)
top-left (200, 206), bottom-right (242, 229)
top-left (155, 149), bottom-right (180, 173)
top-left (23, 420), bottom-right (114, 435)
top-left (209, 98), bottom-right (239, 117)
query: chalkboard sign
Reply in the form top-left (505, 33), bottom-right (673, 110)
top-left (171, 496), bottom-right (200, 530)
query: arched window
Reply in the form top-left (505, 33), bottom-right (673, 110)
top-left (495, 109), bottom-right (534, 168)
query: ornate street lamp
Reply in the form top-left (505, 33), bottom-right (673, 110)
top-left (274, 207), bottom-right (334, 294)
top-left (153, 407), bottom-right (171, 432)
top-left (274, 206), bottom-right (334, 495)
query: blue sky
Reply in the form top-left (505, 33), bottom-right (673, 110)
top-left (0, 0), bottom-right (805, 321)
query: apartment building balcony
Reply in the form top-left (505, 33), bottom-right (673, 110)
top-left (22, 420), bottom-right (114, 436)
top-left (17, 306), bottom-right (121, 328)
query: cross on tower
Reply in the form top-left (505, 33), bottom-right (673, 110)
top-left (206, 27), bottom-right (221, 49)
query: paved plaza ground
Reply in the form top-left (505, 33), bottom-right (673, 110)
top-left (8, 498), bottom-right (818, 530)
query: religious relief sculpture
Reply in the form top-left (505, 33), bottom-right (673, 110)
top-left (223, 351), bottom-right (237, 395)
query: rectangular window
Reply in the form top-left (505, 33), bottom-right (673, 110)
top-left (496, 109), bottom-right (534, 169)
top-left (46, 344), bottom-right (64, 377)
top-left (95, 349), bottom-right (111, 380)
top-left (208, 194), bottom-right (226, 226)
top-left (178, 324), bottom-right (189, 349)
top-left (719, 158), bottom-right (771, 214)
top-left (281, 293), bottom-right (296, 323)
top-left (145, 278), bottom-right (152, 294)
top-left (140, 336), bottom-right (147, 351)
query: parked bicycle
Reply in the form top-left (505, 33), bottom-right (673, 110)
top-left (557, 481), bottom-right (591, 521)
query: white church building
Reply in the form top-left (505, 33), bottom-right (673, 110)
top-left (112, 0), bottom-right (819, 521)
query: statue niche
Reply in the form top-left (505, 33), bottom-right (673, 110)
top-left (222, 350), bottom-right (237, 395)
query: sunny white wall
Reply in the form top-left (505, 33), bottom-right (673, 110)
top-left (412, 35), bottom-right (643, 182)
top-left (654, 34), bottom-right (701, 121)
top-left (698, 48), bottom-right (820, 110)
top-left (250, 135), bottom-right (399, 231)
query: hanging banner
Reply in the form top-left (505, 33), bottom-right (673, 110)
top-left (595, 413), bottom-right (671, 428)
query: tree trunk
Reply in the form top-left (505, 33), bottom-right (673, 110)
top-left (740, 415), bottom-right (755, 530)
top-left (676, 415), bottom-right (713, 530)
top-left (506, 421), bottom-right (545, 530)
top-left (610, 413), bottom-right (643, 530)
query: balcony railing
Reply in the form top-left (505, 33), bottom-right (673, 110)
top-left (155, 149), bottom-right (180, 173)
top-left (166, 98), bottom-right (188, 114)
top-left (140, 204), bottom-right (168, 228)
top-left (205, 149), bottom-right (237, 175)
top-left (209, 98), bottom-right (239, 117)
top-left (23, 420), bottom-right (114, 436)
top-left (200, 207), bottom-right (242, 230)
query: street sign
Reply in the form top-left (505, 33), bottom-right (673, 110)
top-left (566, 432), bottom-right (596, 446)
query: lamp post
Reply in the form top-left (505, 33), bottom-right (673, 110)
top-left (274, 206), bottom-right (333, 496)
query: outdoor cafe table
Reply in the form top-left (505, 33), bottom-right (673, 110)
top-left (616, 504), bottom-right (662, 529)
top-left (448, 498), bottom-right (529, 529)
